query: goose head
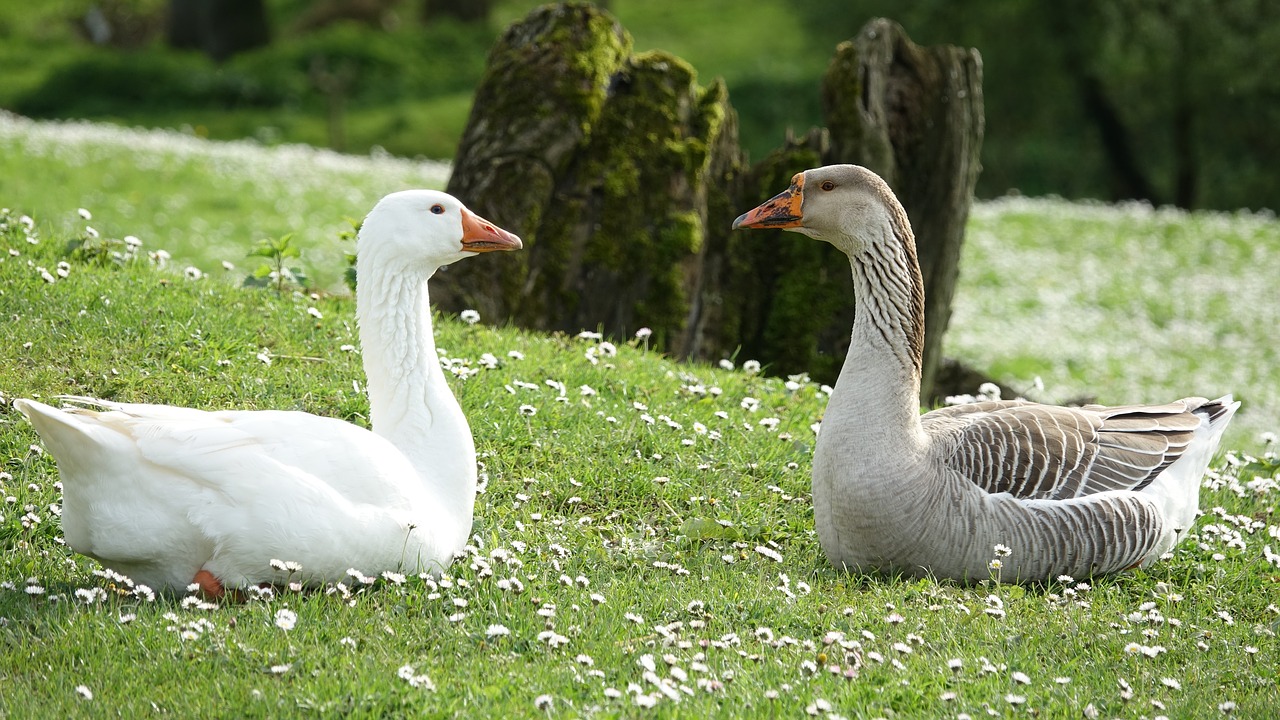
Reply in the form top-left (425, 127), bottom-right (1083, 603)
top-left (733, 163), bottom-right (926, 378)
top-left (732, 164), bottom-right (905, 258)
top-left (359, 190), bottom-right (522, 271)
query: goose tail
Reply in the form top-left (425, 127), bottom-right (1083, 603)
top-left (16, 398), bottom-right (88, 445)
top-left (1141, 394), bottom-right (1239, 563)
top-left (14, 398), bottom-right (120, 470)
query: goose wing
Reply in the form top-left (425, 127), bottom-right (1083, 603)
top-left (924, 399), bottom-right (1209, 500)
top-left (53, 396), bottom-right (422, 508)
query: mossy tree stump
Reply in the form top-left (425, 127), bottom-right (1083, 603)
top-left (716, 128), bottom-right (859, 382)
top-left (440, 7), bottom-right (982, 399)
top-left (438, 3), bottom-right (744, 354)
top-left (722, 19), bottom-right (982, 395)
top-left (822, 18), bottom-right (984, 401)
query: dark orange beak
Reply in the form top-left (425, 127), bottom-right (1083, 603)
top-left (460, 208), bottom-right (522, 253)
top-left (732, 173), bottom-right (805, 230)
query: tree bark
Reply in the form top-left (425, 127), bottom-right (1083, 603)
top-left (441, 4), bottom-right (744, 354)
top-left (440, 4), bottom-right (630, 325)
top-left (821, 18), bottom-right (984, 402)
top-left (423, 0), bottom-right (491, 24)
top-left (718, 128), bottom-right (859, 381)
top-left (166, 0), bottom-right (270, 62)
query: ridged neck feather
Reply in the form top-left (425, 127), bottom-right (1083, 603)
top-left (829, 210), bottom-right (928, 445)
top-left (355, 241), bottom-right (477, 530)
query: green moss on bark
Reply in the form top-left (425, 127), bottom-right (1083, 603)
top-left (441, 3), bottom-right (633, 322)
top-left (527, 48), bottom-right (732, 341)
top-left (585, 53), bottom-right (713, 334)
top-left (725, 130), bottom-right (855, 380)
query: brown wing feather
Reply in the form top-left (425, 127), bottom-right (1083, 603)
top-left (924, 398), bottom-right (1210, 500)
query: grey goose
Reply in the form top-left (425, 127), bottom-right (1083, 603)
top-left (733, 164), bottom-right (1238, 582)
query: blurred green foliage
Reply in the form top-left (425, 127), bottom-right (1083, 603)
top-left (0, 0), bottom-right (1276, 210)
top-left (12, 18), bottom-right (488, 113)
top-left (792, 0), bottom-right (1280, 211)
top-left (0, 0), bottom-right (492, 158)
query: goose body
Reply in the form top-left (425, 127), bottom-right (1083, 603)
top-left (16, 190), bottom-right (521, 595)
top-left (734, 165), bottom-right (1238, 582)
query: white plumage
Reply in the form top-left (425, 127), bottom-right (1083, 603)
top-left (17, 190), bottom-right (521, 596)
top-left (734, 164), bottom-right (1237, 582)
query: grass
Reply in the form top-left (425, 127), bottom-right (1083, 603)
top-left (0, 0), bottom-right (496, 161)
top-left (0, 112), bottom-right (449, 290)
top-left (0, 119), bottom-right (1278, 717)
top-left (953, 198), bottom-right (1280, 453)
top-left (7, 0), bottom-right (1279, 213)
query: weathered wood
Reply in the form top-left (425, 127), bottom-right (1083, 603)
top-left (716, 128), bottom-right (860, 381)
top-left (678, 92), bottom-right (749, 362)
top-left (539, 54), bottom-right (740, 348)
top-left (821, 18), bottom-right (984, 401)
top-left (439, 4), bottom-right (630, 324)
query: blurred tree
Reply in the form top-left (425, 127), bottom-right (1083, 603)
top-left (792, 0), bottom-right (1280, 210)
top-left (1065, 0), bottom-right (1280, 210)
top-left (1037, 0), bottom-right (1280, 209)
top-left (822, 19), bottom-right (983, 402)
top-left (293, 0), bottom-right (401, 32)
top-left (422, 0), bottom-right (490, 23)
top-left (442, 4), bottom-right (746, 357)
top-left (167, 0), bottom-right (270, 62)
top-left (1047, 2), bottom-right (1159, 204)
top-left (76, 0), bottom-right (166, 48)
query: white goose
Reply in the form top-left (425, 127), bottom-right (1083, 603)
top-left (734, 164), bottom-right (1238, 582)
top-left (16, 190), bottom-right (521, 597)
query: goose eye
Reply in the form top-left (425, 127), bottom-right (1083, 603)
top-left (430, 204), bottom-right (445, 215)
top-left (820, 181), bottom-right (835, 191)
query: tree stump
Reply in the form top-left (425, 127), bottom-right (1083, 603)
top-left (437, 4), bottom-right (629, 325)
top-left (440, 7), bottom-right (983, 400)
top-left (439, 3), bottom-right (745, 353)
top-left (821, 18), bottom-right (984, 401)
top-left (715, 128), bottom-right (860, 381)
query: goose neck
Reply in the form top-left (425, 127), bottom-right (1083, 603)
top-left (355, 259), bottom-right (477, 526)
top-left (357, 265), bottom-right (441, 427)
top-left (827, 245), bottom-right (928, 446)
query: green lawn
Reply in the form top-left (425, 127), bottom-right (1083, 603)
top-left (0, 118), bottom-right (1277, 717)
top-left (0, 112), bottom-right (449, 290)
top-left (952, 199), bottom-right (1280, 453)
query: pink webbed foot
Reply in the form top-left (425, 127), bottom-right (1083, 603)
top-left (192, 569), bottom-right (226, 599)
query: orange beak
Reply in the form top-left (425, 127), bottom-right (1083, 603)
top-left (460, 208), bottom-right (523, 253)
top-left (732, 173), bottom-right (805, 230)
